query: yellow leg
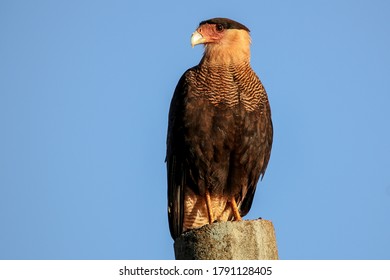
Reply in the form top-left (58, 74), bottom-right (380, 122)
top-left (205, 190), bottom-right (214, 224)
top-left (231, 197), bottom-right (242, 221)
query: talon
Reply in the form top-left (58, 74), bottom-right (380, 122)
top-left (205, 190), bottom-right (214, 224)
top-left (231, 196), bottom-right (242, 221)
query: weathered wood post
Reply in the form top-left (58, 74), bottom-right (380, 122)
top-left (174, 219), bottom-right (278, 260)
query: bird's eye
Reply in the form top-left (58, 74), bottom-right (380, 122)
top-left (216, 24), bottom-right (224, 32)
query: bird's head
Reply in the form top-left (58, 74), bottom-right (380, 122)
top-left (191, 18), bottom-right (252, 65)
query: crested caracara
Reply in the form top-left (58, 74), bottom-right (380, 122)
top-left (166, 18), bottom-right (273, 239)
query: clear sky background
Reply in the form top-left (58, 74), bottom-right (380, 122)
top-left (1, 0), bottom-right (389, 260)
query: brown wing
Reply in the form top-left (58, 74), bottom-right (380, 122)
top-left (237, 97), bottom-right (273, 217)
top-left (166, 69), bottom-right (191, 239)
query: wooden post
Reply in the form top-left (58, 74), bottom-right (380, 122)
top-left (174, 219), bottom-right (278, 260)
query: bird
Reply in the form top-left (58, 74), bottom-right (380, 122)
top-left (166, 18), bottom-right (273, 240)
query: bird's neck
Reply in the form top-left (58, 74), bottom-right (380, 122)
top-left (200, 44), bottom-right (250, 67)
top-left (200, 30), bottom-right (251, 67)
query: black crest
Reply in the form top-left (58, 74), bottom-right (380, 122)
top-left (199, 18), bottom-right (250, 32)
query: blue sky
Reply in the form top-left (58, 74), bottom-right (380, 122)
top-left (0, 0), bottom-right (389, 260)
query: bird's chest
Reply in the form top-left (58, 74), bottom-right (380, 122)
top-left (182, 67), bottom-right (265, 154)
top-left (183, 91), bottom-right (259, 153)
top-left (190, 71), bottom-right (241, 108)
top-left (186, 67), bottom-right (263, 112)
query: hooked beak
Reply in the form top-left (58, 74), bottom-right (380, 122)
top-left (191, 30), bottom-right (205, 47)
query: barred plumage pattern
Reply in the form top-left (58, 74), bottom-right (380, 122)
top-left (188, 62), bottom-right (267, 112)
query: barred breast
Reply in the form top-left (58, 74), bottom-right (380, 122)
top-left (187, 62), bottom-right (269, 112)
